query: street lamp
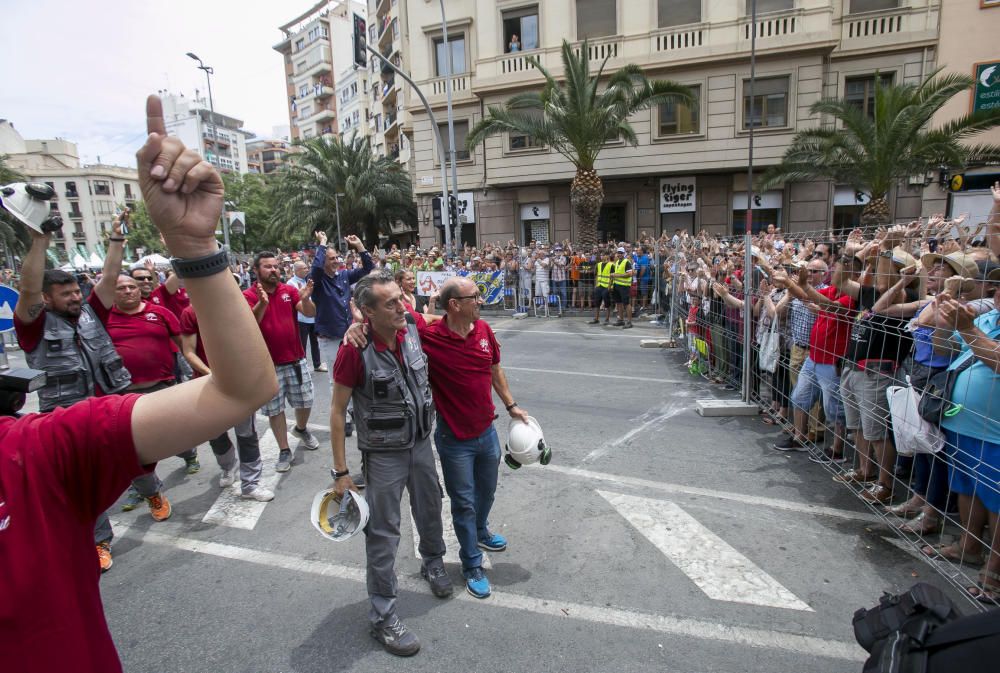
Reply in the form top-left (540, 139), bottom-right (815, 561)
top-left (335, 192), bottom-right (344, 251)
top-left (187, 51), bottom-right (229, 250)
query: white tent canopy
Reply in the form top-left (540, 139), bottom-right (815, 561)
top-left (131, 253), bottom-right (171, 270)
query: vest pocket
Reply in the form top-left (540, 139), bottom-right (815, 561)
top-left (365, 405), bottom-right (414, 448)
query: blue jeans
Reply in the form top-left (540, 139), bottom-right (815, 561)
top-left (434, 419), bottom-right (501, 572)
top-left (553, 279), bottom-right (567, 307)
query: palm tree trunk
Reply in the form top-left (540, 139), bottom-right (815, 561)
top-left (860, 193), bottom-right (891, 227)
top-left (571, 167), bottom-right (604, 248)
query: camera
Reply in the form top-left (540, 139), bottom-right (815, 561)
top-left (0, 367), bottom-right (46, 417)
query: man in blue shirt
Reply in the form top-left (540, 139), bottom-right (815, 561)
top-left (312, 230), bottom-right (375, 436)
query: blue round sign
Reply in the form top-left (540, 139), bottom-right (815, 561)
top-left (0, 284), bottom-right (19, 333)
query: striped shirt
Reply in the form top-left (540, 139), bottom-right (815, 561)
top-left (789, 283), bottom-right (827, 347)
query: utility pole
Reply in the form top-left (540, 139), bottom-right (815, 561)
top-left (187, 52), bottom-right (229, 251)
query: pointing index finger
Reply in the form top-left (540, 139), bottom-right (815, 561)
top-left (146, 95), bottom-right (166, 136)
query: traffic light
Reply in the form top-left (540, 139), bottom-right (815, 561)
top-left (448, 195), bottom-right (458, 230)
top-left (432, 196), bottom-right (443, 229)
top-left (352, 14), bottom-right (367, 68)
top-left (431, 196), bottom-right (457, 232)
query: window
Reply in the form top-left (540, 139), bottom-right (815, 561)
top-left (124, 184), bottom-right (133, 199)
top-left (434, 35), bottom-right (466, 76)
top-left (296, 60), bottom-right (307, 71)
top-left (848, 0), bottom-right (898, 13)
top-left (576, 0), bottom-right (616, 39)
top-left (96, 201), bottom-right (114, 215)
top-left (658, 85), bottom-right (700, 136)
top-left (44, 181), bottom-right (55, 191)
top-left (845, 73), bottom-right (893, 119)
top-left (93, 180), bottom-right (111, 196)
top-left (509, 109), bottom-right (544, 150)
top-left (658, 0), bottom-right (701, 28)
top-left (438, 121), bottom-right (470, 161)
top-left (747, 0), bottom-right (793, 13)
top-left (295, 38), bottom-right (305, 51)
top-left (65, 181), bottom-right (78, 198)
top-left (300, 84), bottom-right (310, 97)
top-left (74, 222), bottom-right (85, 236)
top-left (300, 104), bottom-right (313, 118)
top-left (743, 76), bottom-right (789, 129)
top-left (503, 6), bottom-right (539, 52)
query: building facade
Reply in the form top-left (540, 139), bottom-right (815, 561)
top-left (274, 0), bottom-right (368, 142)
top-left (160, 91), bottom-right (251, 175)
top-left (0, 121), bottom-right (141, 261)
top-left (368, 0), bottom-right (412, 164)
top-left (247, 138), bottom-right (292, 174)
top-left (336, 63), bottom-right (373, 141)
top-left (401, 0), bottom-right (944, 247)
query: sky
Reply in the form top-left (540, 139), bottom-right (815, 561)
top-left (2, 0), bottom-right (308, 168)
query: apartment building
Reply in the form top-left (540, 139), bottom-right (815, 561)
top-left (367, 0), bottom-right (412, 163)
top-left (0, 121), bottom-right (140, 261)
top-left (336, 63), bottom-right (373, 141)
top-left (247, 138), bottom-right (292, 174)
top-left (274, 0), bottom-right (368, 142)
top-left (401, 0), bottom-right (942, 246)
top-left (160, 91), bottom-right (251, 175)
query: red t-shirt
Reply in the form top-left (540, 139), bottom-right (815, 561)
top-left (0, 394), bottom-right (143, 673)
top-left (416, 313), bottom-right (501, 440)
top-left (808, 285), bottom-right (857, 365)
top-left (90, 294), bottom-right (180, 385)
top-left (148, 284), bottom-right (190, 319)
top-left (178, 306), bottom-right (208, 378)
top-left (333, 328), bottom-right (407, 388)
top-left (243, 283), bottom-right (304, 366)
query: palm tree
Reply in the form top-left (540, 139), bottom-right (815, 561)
top-left (270, 133), bottom-right (415, 246)
top-left (0, 154), bottom-right (30, 264)
top-left (466, 40), bottom-right (691, 247)
top-left (758, 70), bottom-right (1000, 226)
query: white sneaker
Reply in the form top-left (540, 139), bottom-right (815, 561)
top-left (240, 486), bottom-right (275, 502)
top-left (291, 426), bottom-right (320, 450)
top-left (218, 467), bottom-right (237, 488)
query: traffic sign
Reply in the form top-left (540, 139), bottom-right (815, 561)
top-left (0, 284), bottom-right (19, 333)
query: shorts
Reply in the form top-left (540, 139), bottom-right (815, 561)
top-left (840, 367), bottom-right (893, 441)
top-left (594, 287), bottom-right (610, 306)
top-left (944, 429), bottom-right (1000, 513)
top-left (261, 359), bottom-right (314, 417)
top-left (790, 357), bottom-right (845, 424)
top-left (613, 286), bottom-right (630, 304)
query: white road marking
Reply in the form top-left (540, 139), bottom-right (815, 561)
top-left (585, 401), bottom-right (688, 461)
top-left (201, 430), bottom-right (282, 530)
top-left (123, 524), bottom-right (863, 662)
top-left (598, 490), bottom-right (813, 612)
top-left (503, 366), bottom-right (681, 384)
top-left (545, 464), bottom-right (879, 524)
top-left (411, 456), bottom-right (491, 569)
top-left (492, 327), bottom-right (654, 339)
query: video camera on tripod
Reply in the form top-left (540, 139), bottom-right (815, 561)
top-left (0, 367), bottom-right (46, 417)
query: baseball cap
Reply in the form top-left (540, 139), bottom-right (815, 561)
top-left (976, 259), bottom-right (1000, 282)
top-left (616, 247), bottom-right (625, 253)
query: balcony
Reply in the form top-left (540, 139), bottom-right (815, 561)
top-left (427, 74), bottom-right (472, 105)
top-left (573, 35), bottom-right (624, 64)
top-left (294, 45), bottom-right (333, 80)
top-left (65, 189), bottom-right (79, 199)
top-left (298, 105), bottom-right (337, 129)
top-left (314, 84), bottom-right (334, 99)
top-left (835, 5), bottom-right (938, 54)
top-left (68, 210), bottom-right (83, 219)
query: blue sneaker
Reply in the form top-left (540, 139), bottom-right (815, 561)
top-left (477, 531), bottom-right (507, 552)
top-left (465, 567), bottom-right (491, 599)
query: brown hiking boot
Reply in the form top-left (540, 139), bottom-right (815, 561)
top-left (146, 493), bottom-right (172, 522)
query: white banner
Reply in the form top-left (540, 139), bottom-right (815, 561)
top-left (731, 190), bottom-right (783, 210)
top-left (416, 271), bottom-right (456, 296)
top-left (520, 202), bottom-right (550, 220)
top-left (660, 176), bottom-right (697, 213)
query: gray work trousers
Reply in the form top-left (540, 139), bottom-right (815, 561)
top-left (363, 436), bottom-right (446, 626)
top-left (208, 416), bottom-right (263, 494)
top-left (95, 510), bottom-right (113, 544)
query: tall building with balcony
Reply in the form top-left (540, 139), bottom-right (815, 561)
top-left (274, 0), bottom-right (368, 142)
top-left (401, 0), bottom-right (941, 247)
top-left (336, 63), bottom-right (373, 141)
top-left (247, 138), bottom-right (292, 174)
top-left (160, 91), bottom-right (251, 175)
top-left (368, 0), bottom-right (412, 164)
top-left (0, 120), bottom-right (141, 261)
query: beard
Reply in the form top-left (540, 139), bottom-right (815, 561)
top-left (59, 302), bottom-right (83, 318)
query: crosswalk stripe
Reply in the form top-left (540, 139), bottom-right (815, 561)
top-left (598, 490), bottom-right (813, 612)
top-left (411, 456), bottom-right (491, 569)
top-left (201, 430), bottom-right (282, 530)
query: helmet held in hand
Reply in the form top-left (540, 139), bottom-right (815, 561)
top-left (504, 416), bottom-right (551, 470)
top-left (0, 182), bottom-right (64, 234)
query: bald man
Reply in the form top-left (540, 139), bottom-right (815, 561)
top-left (289, 260), bottom-right (324, 372)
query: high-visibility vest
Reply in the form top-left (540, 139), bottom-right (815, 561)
top-left (613, 258), bottom-right (632, 287)
top-left (595, 262), bottom-right (612, 288)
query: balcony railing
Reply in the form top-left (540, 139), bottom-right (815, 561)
top-left (741, 8), bottom-right (800, 41)
top-left (838, 6), bottom-right (936, 50)
top-left (430, 74), bottom-right (470, 96)
top-left (652, 25), bottom-right (705, 53)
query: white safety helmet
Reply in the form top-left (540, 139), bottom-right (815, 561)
top-left (310, 488), bottom-right (369, 542)
top-left (504, 416), bottom-right (552, 470)
top-left (0, 182), bottom-right (63, 234)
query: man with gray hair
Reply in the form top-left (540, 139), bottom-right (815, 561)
top-left (330, 269), bottom-right (451, 657)
top-left (288, 260), bottom-right (324, 372)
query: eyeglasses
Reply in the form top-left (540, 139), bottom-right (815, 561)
top-left (808, 269), bottom-right (825, 274)
top-left (453, 294), bottom-right (482, 302)
top-left (133, 275), bottom-right (153, 281)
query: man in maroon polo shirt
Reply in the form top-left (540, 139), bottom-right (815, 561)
top-left (244, 251), bottom-right (318, 473)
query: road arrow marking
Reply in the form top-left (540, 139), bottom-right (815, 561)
top-left (598, 490), bottom-right (812, 612)
top-left (412, 456), bottom-right (491, 569)
top-left (202, 429), bottom-right (282, 530)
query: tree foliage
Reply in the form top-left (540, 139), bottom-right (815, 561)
top-left (758, 69), bottom-right (1000, 206)
top-left (269, 133), bottom-right (415, 248)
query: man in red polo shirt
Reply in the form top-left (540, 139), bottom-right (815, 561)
top-left (88, 271), bottom-right (196, 520)
top-left (244, 252), bottom-right (318, 473)
top-left (346, 275), bottom-right (529, 599)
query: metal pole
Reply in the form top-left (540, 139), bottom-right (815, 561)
top-left (438, 0), bottom-right (460, 253)
top-left (366, 45), bottom-right (450, 253)
top-left (668, 257), bottom-right (678, 345)
top-left (335, 193), bottom-right (343, 248)
top-left (742, 0), bottom-right (758, 405)
top-left (202, 71), bottom-right (230, 252)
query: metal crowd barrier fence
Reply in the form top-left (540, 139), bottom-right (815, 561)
top-left (664, 221), bottom-right (1000, 611)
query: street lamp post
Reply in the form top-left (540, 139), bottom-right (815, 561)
top-left (335, 192), bottom-right (344, 251)
top-left (186, 51), bottom-right (229, 251)
top-left (438, 0), bottom-right (460, 253)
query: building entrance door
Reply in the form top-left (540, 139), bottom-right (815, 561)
top-left (597, 203), bottom-right (628, 243)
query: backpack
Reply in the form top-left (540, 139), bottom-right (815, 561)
top-left (854, 583), bottom-right (1000, 673)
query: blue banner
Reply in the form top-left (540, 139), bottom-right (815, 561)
top-left (469, 271), bottom-right (505, 305)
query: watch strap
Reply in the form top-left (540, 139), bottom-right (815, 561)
top-left (170, 247), bottom-right (229, 279)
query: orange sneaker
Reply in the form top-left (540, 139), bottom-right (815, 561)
top-left (96, 542), bottom-right (113, 573)
top-left (146, 493), bottom-right (172, 522)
